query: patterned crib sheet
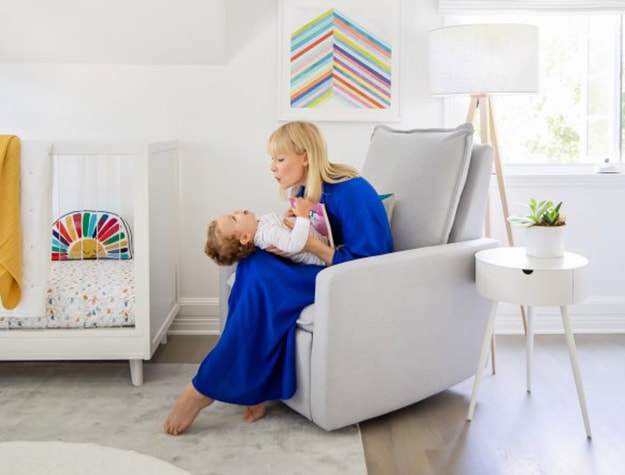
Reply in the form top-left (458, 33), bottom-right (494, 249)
top-left (0, 261), bottom-right (135, 329)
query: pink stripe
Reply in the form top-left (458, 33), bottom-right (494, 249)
top-left (334, 48), bottom-right (389, 94)
top-left (335, 16), bottom-right (391, 60)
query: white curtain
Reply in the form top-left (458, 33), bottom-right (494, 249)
top-left (439, 1), bottom-right (625, 14)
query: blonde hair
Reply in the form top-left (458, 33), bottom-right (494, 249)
top-left (204, 219), bottom-right (255, 266)
top-left (267, 121), bottom-right (359, 203)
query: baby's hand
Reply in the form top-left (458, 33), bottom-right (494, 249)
top-left (290, 198), bottom-right (313, 219)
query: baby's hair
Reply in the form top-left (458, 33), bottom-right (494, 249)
top-left (204, 219), bottom-right (256, 266)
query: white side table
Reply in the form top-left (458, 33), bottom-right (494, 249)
top-left (467, 247), bottom-right (591, 438)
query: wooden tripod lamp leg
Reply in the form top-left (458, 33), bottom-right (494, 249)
top-left (486, 97), bottom-right (514, 248)
top-left (466, 95), bottom-right (479, 123)
top-left (485, 97), bottom-right (528, 336)
top-left (469, 96), bottom-right (498, 374)
top-left (468, 95), bottom-right (528, 374)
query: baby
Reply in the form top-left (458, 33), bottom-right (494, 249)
top-left (204, 197), bottom-right (329, 266)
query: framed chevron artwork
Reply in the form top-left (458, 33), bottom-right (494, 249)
top-left (278, 0), bottom-right (401, 122)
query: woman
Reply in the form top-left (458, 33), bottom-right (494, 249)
top-left (164, 121), bottom-right (393, 434)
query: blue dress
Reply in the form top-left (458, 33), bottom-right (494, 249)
top-left (192, 177), bottom-right (393, 404)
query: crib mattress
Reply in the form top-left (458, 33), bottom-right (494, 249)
top-left (0, 261), bottom-right (135, 329)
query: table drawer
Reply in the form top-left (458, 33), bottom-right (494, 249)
top-left (476, 259), bottom-right (585, 306)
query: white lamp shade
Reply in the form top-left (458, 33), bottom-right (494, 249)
top-left (429, 24), bottom-right (539, 95)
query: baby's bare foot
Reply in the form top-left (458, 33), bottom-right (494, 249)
top-left (164, 382), bottom-right (213, 435)
top-left (243, 403), bottom-right (267, 423)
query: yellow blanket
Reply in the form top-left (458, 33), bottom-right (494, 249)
top-left (0, 135), bottom-right (22, 309)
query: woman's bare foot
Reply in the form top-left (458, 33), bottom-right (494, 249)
top-left (243, 403), bottom-right (267, 423)
top-left (164, 382), bottom-right (214, 435)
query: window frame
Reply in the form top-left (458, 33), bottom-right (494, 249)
top-left (440, 13), bottom-right (625, 167)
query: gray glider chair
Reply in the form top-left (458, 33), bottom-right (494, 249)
top-left (220, 123), bottom-right (499, 431)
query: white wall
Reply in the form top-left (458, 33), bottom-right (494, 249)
top-left (488, 173), bottom-right (625, 334)
top-left (1, 0), bottom-right (623, 334)
top-left (0, 0), bottom-right (443, 332)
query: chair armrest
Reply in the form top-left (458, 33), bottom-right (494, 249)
top-left (309, 237), bottom-right (499, 429)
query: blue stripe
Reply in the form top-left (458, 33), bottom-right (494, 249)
top-left (87, 213), bottom-right (97, 238)
top-left (291, 16), bottom-right (333, 52)
top-left (291, 53), bottom-right (332, 85)
top-left (335, 10), bottom-right (391, 54)
top-left (291, 77), bottom-right (332, 106)
top-left (334, 43), bottom-right (390, 86)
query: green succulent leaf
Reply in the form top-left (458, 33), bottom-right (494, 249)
top-left (507, 199), bottom-right (565, 227)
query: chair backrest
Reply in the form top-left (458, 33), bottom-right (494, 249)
top-left (361, 124), bottom-right (493, 251)
top-left (448, 143), bottom-right (494, 243)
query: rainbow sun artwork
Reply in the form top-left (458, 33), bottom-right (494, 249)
top-left (51, 210), bottom-right (133, 261)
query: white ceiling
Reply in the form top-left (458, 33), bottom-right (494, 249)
top-left (0, 0), bottom-right (227, 64)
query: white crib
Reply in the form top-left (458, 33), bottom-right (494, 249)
top-left (0, 141), bottom-right (180, 385)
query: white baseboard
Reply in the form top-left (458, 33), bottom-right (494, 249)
top-left (168, 298), bottom-right (220, 335)
top-left (168, 297), bottom-right (625, 336)
top-left (494, 297), bottom-right (625, 334)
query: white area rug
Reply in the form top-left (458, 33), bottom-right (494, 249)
top-left (0, 441), bottom-right (192, 475)
top-left (0, 362), bottom-right (367, 475)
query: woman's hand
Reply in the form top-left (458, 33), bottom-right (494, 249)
top-left (303, 234), bottom-right (335, 265)
top-left (285, 218), bottom-right (334, 265)
top-left (290, 197), bottom-right (313, 219)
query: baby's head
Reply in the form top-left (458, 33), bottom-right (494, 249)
top-left (204, 210), bottom-right (257, 266)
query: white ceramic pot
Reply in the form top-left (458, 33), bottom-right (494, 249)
top-left (525, 225), bottom-right (565, 258)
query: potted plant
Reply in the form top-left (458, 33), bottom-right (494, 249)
top-left (507, 199), bottom-right (566, 257)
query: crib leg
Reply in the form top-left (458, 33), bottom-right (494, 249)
top-left (129, 359), bottom-right (143, 386)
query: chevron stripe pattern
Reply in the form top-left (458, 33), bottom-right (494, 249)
top-left (290, 9), bottom-right (392, 109)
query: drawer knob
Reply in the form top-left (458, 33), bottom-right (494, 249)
top-left (522, 269), bottom-right (534, 275)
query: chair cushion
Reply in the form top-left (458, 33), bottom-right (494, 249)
top-left (296, 304), bottom-right (315, 332)
top-left (362, 123), bottom-right (474, 251)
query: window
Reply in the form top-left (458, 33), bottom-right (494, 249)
top-left (444, 15), bottom-right (623, 164)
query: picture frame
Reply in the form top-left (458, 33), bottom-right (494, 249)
top-left (278, 0), bottom-right (401, 122)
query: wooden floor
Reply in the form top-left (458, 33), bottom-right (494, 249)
top-left (152, 333), bottom-right (625, 475)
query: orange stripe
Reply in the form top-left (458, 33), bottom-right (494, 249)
top-left (334, 16), bottom-right (390, 59)
top-left (290, 69), bottom-right (333, 101)
top-left (334, 75), bottom-right (384, 108)
top-left (64, 216), bottom-right (78, 241)
top-left (104, 240), bottom-right (128, 250)
top-left (291, 31), bottom-right (333, 62)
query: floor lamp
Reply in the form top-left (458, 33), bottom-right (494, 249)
top-left (429, 24), bottom-right (539, 372)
